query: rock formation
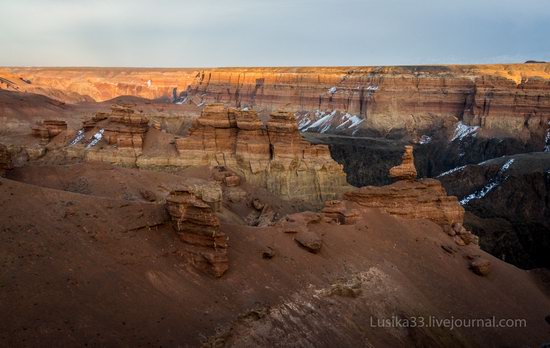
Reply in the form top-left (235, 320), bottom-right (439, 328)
top-left (165, 188), bottom-right (228, 277)
top-left (344, 146), bottom-right (464, 226)
top-left (389, 145), bottom-right (417, 181)
top-left (445, 222), bottom-right (479, 246)
top-left (31, 120), bottom-right (67, 144)
top-left (344, 179), bottom-right (464, 226)
top-left (3, 64), bottom-right (549, 143)
top-left (175, 104), bottom-right (349, 202)
top-left (468, 256), bottom-right (492, 276)
top-left (103, 105), bottom-right (148, 151)
top-left (294, 230), bottom-right (323, 253)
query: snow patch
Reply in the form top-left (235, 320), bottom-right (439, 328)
top-left (451, 121), bottom-right (479, 142)
top-left (544, 123), bottom-right (550, 152)
top-left (437, 165), bottom-right (466, 178)
top-left (328, 86), bottom-right (337, 94)
top-left (297, 110), bottom-right (364, 133)
top-left (298, 118), bottom-right (312, 130)
top-left (302, 110), bottom-right (336, 131)
top-left (175, 97), bottom-right (188, 105)
top-left (459, 158), bottom-right (515, 205)
top-left (146, 79), bottom-right (152, 88)
top-left (460, 180), bottom-right (500, 205)
top-left (419, 135), bottom-right (432, 145)
top-left (499, 159), bottom-right (515, 173)
top-left (69, 129), bottom-right (85, 146)
top-left (86, 129), bottom-right (104, 149)
top-left (349, 115), bottom-right (364, 128)
top-left (335, 119), bottom-right (351, 129)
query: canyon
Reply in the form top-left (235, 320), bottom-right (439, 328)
top-left (1, 63), bottom-right (550, 346)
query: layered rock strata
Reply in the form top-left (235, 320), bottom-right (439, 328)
top-left (344, 147), bottom-right (464, 226)
top-left (175, 104), bottom-right (349, 202)
top-left (389, 145), bottom-right (417, 181)
top-left (103, 105), bottom-right (149, 151)
top-left (2, 64), bottom-right (549, 144)
top-left (31, 120), bottom-right (67, 144)
top-left (165, 188), bottom-right (228, 277)
top-left (344, 179), bottom-right (464, 226)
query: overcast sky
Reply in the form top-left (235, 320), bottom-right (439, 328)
top-left (1, 0), bottom-right (549, 67)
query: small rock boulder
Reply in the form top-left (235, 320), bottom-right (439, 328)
top-left (294, 230), bottom-right (322, 253)
top-left (469, 258), bottom-right (492, 276)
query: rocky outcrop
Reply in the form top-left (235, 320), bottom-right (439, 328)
top-left (445, 222), bottom-right (479, 246)
top-left (3, 65), bottom-right (549, 143)
top-left (0, 143), bottom-right (12, 176)
top-left (294, 230), bottom-right (323, 253)
top-left (165, 188), bottom-right (228, 277)
top-left (175, 104), bottom-right (349, 202)
top-left (344, 147), bottom-right (464, 226)
top-left (469, 257), bottom-right (492, 276)
top-left (31, 120), bottom-right (67, 144)
top-left (345, 179), bottom-right (464, 226)
top-left (389, 145), bottom-right (417, 181)
top-left (103, 105), bottom-right (148, 151)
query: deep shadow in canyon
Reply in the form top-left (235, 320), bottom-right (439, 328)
top-left (306, 131), bottom-right (550, 270)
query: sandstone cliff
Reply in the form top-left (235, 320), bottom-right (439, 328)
top-left (65, 104), bottom-right (348, 203)
top-left (1, 64), bottom-right (549, 145)
top-left (343, 147), bottom-right (464, 226)
top-left (166, 188), bottom-right (228, 277)
top-left (344, 179), bottom-right (464, 226)
top-left (174, 104), bottom-right (349, 202)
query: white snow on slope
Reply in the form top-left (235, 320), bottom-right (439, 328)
top-left (328, 86), bottom-right (337, 94)
top-left (499, 159), bottom-right (515, 173)
top-left (451, 121), bottom-right (479, 141)
top-left (460, 180), bottom-right (500, 205)
top-left (544, 122), bottom-right (550, 152)
top-left (298, 117), bottom-right (312, 130)
top-left (69, 129), bottom-right (85, 146)
top-left (437, 165), bottom-right (467, 178)
top-left (419, 135), bottom-right (432, 145)
top-left (459, 158), bottom-right (515, 205)
top-left (349, 115), bottom-right (364, 127)
top-left (86, 129), bottom-right (104, 149)
top-left (298, 110), bottom-right (364, 133)
top-left (335, 119), bottom-right (351, 129)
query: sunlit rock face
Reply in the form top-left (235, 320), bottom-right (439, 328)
top-left (2, 64), bottom-right (549, 142)
top-left (175, 104), bottom-right (350, 202)
top-left (165, 188), bottom-right (228, 278)
top-left (343, 147), bottom-right (464, 226)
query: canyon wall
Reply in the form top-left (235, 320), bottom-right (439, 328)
top-left (1, 64), bottom-right (549, 143)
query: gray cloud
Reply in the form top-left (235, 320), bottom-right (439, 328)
top-left (1, 0), bottom-right (549, 66)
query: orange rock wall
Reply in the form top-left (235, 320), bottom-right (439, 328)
top-left (1, 64), bottom-right (550, 137)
